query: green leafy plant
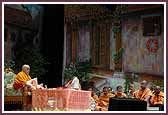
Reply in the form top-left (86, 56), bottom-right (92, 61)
top-left (4, 60), bottom-right (16, 70)
top-left (124, 74), bottom-right (131, 93)
top-left (64, 61), bottom-right (92, 83)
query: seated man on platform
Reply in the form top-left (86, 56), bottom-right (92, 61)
top-left (115, 86), bottom-right (127, 98)
top-left (13, 64), bottom-right (43, 91)
top-left (150, 86), bottom-right (164, 110)
top-left (97, 87), bottom-right (115, 111)
top-left (134, 80), bottom-right (152, 106)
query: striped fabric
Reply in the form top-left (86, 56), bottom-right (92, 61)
top-left (32, 88), bottom-right (91, 111)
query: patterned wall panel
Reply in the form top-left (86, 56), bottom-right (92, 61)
top-left (122, 15), bottom-right (164, 75)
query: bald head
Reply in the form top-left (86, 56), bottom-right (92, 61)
top-left (129, 84), bottom-right (134, 90)
top-left (141, 80), bottom-right (147, 84)
top-left (22, 64), bottom-right (30, 75)
top-left (155, 86), bottom-right (161, 94)
top-left (155, 86), bottom-right (160, 89)
top-left (140, 80), bottom-right (148, 90)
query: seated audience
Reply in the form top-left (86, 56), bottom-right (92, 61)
top-left (115, 86), bottom-right (127, 98)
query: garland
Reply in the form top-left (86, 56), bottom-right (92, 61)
top-left (146, 39), bottom-right (158, 53)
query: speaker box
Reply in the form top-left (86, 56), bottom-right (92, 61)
top-left (108, 98), bottom-right (147, 111)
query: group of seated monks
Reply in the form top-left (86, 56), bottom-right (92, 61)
top-left (11, 64), bottom-right (164, 111)
top-left (88, 80), bottom-right (164, 111)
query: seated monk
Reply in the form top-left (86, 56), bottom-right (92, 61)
top-left (115, 86), bottom-right (127, 98)
top-left (13, 64), bottom-right (43, 91)
top-left (133, 80), bottom-right (152, 106)
top-left (108, 87), bottom-right (114, 95)
top-left (88, 87), bottom-right (99, 111)
top-left (150, 85), bottom-right (156, 95)
top-left (97, 87), bottom-right (115, 111)
top-left (150, 86), bottom-right (164, 106)
top-left (128, 84), bottom-right (135, 98)
top-left (88, 87), bottom-right (99, 103)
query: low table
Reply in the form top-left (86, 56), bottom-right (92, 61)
top-left (108, 98), bottom-right (147, 111)
top-left (32, 88), bottom-right (91, 111)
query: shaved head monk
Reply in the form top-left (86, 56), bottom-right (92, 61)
top-left (13, 64), bottom-right (44, 92)
top-left (150, 86), bottom-right (164, 106)
top-left (97, 87), bottom-right (115, 111)
top-left (13, 65), bottom-right (33, 90)
top-left (115, 86), bottom-right (127, 98)
top-left (134, 80), bottom-right (152, 106)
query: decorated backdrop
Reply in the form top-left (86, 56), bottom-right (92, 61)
top-left (122, 15), bottom-right (164, 76)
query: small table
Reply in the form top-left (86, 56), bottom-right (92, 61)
top-left (108, 98), bottom-right (147, 111)
top-left (32, 88), bottom-right (91, 111)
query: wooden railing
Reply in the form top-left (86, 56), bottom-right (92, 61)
top-left (4, 87), bottom-right (31, 111)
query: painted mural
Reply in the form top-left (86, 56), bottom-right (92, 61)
top-left (4, 4), bottom-right (44, 61)
top-left (122, 15), bottom-right (164, 76)
top-left (6, 4), bottom-right (43, 19)
top-left (4, 4), bottom-right (45, 80)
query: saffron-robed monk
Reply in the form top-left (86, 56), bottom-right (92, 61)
top-left (13, 65), bottom-right (32, 90)
top-left (133, 80), bottom-right (152, 106)
top-left (150, 86), bottom-right (164, 106)
top-left (97, 87), bottom-right (115, 111)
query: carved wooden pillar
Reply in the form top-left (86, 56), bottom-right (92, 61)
top-left (113, 4), bottom-right (127, 72)
top-left (105, 22), bottom-right (111, 68)
top-left (113, 14), bottom-right (122, 71)
top-left (22, 86), bottom-right (28, 111)
top-left (114, 32), bottom-right (122, 71)
top-left (71, 21), bottom-right (78, 63)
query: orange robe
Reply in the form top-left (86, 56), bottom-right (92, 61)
top-left (97, 93), bottom-right (115, 111)
top-left (129, 90), bottom-right (135, 98)
top-left (90, 94), bottom-right (99, 111)
top-left (150, 91), bottom-right (164, 105)
top-left (13, 71), bottom-right (32, 90)
top-left (115, 92), bottom-right (127, 98)
top-left (134, 88), bottom-right (152, 101)
top-left (92, 94), bottom-right (99, 103)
